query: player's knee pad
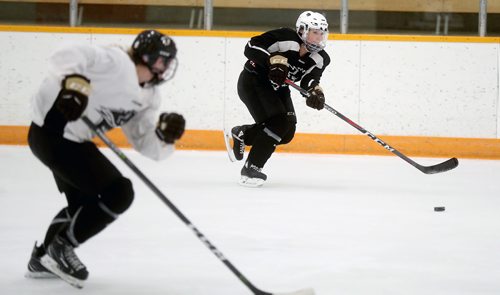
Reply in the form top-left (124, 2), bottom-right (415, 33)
top-left (280, 123), bottom-right (296, 144)
top-left (99, 177), bottom-right (134, 218)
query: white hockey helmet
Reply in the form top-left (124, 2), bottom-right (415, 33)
top-left (295, 11), bottom-right (329, 53)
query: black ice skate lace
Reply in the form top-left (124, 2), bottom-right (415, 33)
top-left (249, 164), bottom-right (262, 172)
top-left (64, 246), bottom-right (86, 271)
top-left (233, 131), bottom-right (245, 156)
top-left (238, 141), bottom-right (245, 155)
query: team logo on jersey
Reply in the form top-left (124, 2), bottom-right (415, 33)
top-left (288, 64), bottom-right (307, 81)
top-left (96, 108), bottom-right (136, 132)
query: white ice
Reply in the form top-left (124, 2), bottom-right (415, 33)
top-left (0, 145), bottom-right (499, 295)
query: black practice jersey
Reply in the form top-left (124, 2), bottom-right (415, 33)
top-left (243, 27), bottom-right (330, 90)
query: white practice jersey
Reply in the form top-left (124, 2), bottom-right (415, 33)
top-left (31, 43), bottom-right (173, 161)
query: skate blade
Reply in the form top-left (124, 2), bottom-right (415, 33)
top-left (40, 255), bottom-right (85, 289)
top-left (223, 129), bottom-right (237, 162)
top-left (25, 270), bottom-right (58, 279)
top-left (238, 176), bottom-right (265, 187)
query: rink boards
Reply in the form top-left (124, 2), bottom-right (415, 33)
top-left (0, 26), bottom-right (499, 159)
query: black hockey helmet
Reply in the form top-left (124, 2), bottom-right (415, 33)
top-left (131, 30), bottom-right (178, 85)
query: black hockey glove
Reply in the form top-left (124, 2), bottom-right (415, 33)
top-left (306, 85), bottom-right (325, 110)
top-left (155, 112), bottom-right (186, 144)
top-left (268, 54), bottom-right (288, 87)
top-left (55, 74), bottom-right (91, 121)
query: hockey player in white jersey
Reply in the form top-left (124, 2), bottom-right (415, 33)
top-left (25, 30), bottom-right (185, 288)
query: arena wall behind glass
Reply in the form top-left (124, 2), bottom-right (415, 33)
top-left (0, 0), bottom-right (498, 36)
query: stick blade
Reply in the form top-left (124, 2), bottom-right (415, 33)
top-left (273, 288), bottom-right (315, 295)
top-left (420, 157), bottom-right (459, 174)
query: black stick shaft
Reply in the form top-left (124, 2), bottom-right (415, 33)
top-left (82, 117), bottom-right (271, 295)
top-left (285, 79), bottom-right (458, 174)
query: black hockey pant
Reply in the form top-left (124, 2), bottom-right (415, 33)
top-left (28, 123), bottom-right (134, 247)
top-left (237, 69), bottom-right (297, 168)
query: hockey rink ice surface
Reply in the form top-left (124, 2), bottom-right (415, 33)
top-left (0, 145), bottom-right (499, 295)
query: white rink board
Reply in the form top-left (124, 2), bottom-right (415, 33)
top-left (0, 31), bottom-right (498, 138)
top-left (358, 41), bottom-right (498, 138)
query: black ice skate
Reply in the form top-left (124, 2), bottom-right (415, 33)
top-left (231, 126), bottom-right (246, 161)
top-left (41, 235), bottom-right (88, 289)
top-left (25, 242), bottom-right (57, 279)
top-left (239, 161), bottom-right (267, 187)
top-left (223, 125), bottom-right (247, 162)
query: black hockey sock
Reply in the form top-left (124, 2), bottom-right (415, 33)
top-left (241, 124), bottom-right (262, 146)
top-left (68, 178), bottom-right (134, 245)
top-left (43, 208), bottom-right (71, 249)
top-left (44, 203), bottom-right (118, 247)
top-left (246, 130), bottom-right (279, 168)
top-left (68, 202), bottom-right (115, 245)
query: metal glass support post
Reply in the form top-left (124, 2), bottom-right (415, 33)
top-left (479, 0), bottom-right (487, 36)
top-left (204, 0), bottom-right (213, 30)
top-left (435, 14), bottom-right (441, 35)
top-left (340, 0), bottom-right (349, 34)
top-left (443, 14), bottom-right (449, 35)
top-left (189, 8), bottom-right (196, 28)
top-left (69, 0), bottom-right (78, 27)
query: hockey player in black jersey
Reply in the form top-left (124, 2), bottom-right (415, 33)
top-left (230, 11), bottom-right (330, 187)
top-left (25, 30), bottom-right (185, 288)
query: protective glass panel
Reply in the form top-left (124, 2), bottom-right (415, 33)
top-left (0, 1), bottom-right (497, 36)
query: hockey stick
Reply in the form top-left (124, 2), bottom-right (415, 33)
top-left (284, 79), bottom-right (458, 174)
top-left (82, 116), bottom-right (314, 295)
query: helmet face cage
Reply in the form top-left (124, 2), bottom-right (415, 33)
top-left (147, 57), bottom-right (178, 87)
top-left (132, 30), bottom-right (178, 86)
top-left (295, 11), bottom-right (329, 53)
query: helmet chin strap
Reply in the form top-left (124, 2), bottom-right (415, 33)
top-left (305, 42), bottom-right (322, 53)
top-left (148, 73), bottom-right (163, 86)
top-left (138, 73), bottom-right (162, 88)
top-left (298, 30), bottom-right (323, 53)
top-left (139, 56), bottom-right (178, 87)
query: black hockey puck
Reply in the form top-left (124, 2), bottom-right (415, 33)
top-left (434, 206), bottom-right (445, 212)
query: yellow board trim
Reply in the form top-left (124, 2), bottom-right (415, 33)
top-left (3, 126), bottom-right (500, 160)
top-left (1, 25), bottom-right (500, 43)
